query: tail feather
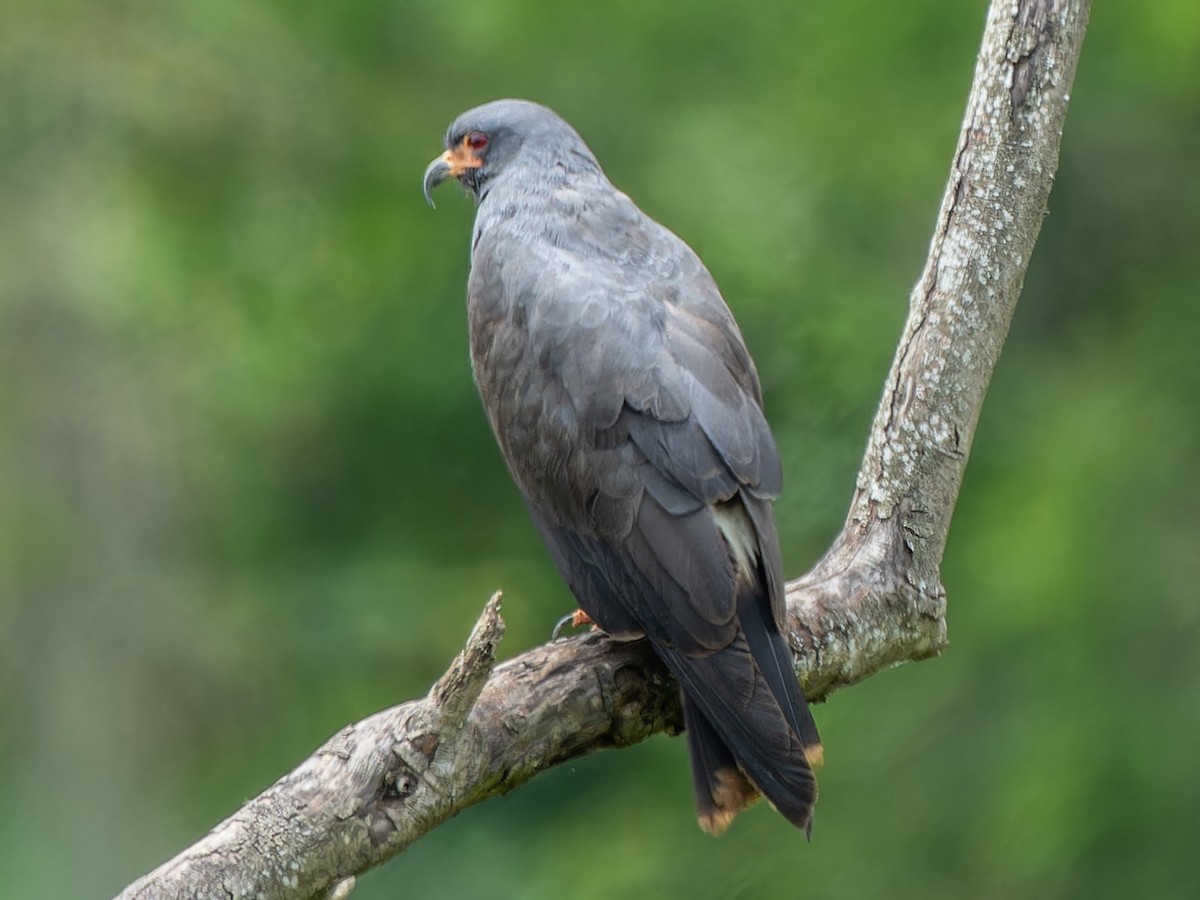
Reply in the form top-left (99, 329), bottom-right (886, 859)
top-left (739, 592), bottom-right (823, 759)
top-left (662, 585), bottom-right (821, 835)
top-left (683, 694), bottom-right (760, 835)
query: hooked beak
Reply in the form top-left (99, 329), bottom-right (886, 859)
top-left (422, 153), bottom-right (452, 208)
top-left (423, 142), bottom-right (484, 208)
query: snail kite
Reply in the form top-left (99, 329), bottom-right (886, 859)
top-left (424, 99), bottom-right (822, 835)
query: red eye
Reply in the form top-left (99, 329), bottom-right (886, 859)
top-left (465, 131), bottom-right (489, 150)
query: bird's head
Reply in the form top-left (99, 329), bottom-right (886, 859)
top-left (423, 99), bottom-right (598, 207)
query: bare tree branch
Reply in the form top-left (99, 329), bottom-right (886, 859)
top-left (115, 2), bottom-right (1091, 897)
top-left (786, 0), bottom-right (1090, 696)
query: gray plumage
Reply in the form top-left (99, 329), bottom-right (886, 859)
top-left (424, 99), bottom-right (821, 834)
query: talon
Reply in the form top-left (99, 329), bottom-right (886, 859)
top-left (551, 608), bottom-right (596, 639)
top-left (551, 613), bottom-right (574, 640)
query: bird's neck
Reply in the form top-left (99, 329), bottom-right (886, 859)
top-left (477, 147), bottom-right (605, 206)
top-left (472, 154), bottom-right (613, 248)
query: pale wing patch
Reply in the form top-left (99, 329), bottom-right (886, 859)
top-left (711, 500), bottom-right (759, 589)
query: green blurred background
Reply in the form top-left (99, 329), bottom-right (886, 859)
top-left (2, 0), bottom-right (1198, 897)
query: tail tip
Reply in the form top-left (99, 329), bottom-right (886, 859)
top-left (698, 809), bottom-right (737, 836)
top-left (695, 767), bottom-right (760, 836)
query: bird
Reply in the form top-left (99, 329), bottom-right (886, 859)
top-left (423, 99), bottom-right (822, 835)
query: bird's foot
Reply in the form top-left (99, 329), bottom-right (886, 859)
top-left (551, 608), bottom-right (596, 640)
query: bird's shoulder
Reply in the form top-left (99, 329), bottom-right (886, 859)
top-left (468, 180), bottom-right (782, 528)
top-left (472, 183), bottom-right (759, 384)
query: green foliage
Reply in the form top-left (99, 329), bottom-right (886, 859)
top-left (2, 1), bottom-right (1198, 897)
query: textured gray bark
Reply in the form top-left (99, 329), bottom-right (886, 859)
top-left (115, 2), bottom-right (1091, 897)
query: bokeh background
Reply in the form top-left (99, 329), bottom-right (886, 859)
top-left (3, 1), bottom-right (1198, 897)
